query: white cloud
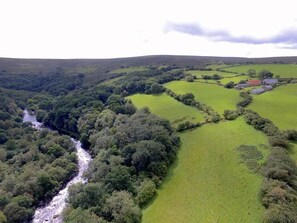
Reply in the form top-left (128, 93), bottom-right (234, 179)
top-left (0, 0), bottom-right (296, 58)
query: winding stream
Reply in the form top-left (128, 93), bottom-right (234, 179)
top-left (23, 109), bottom-right (92, 223)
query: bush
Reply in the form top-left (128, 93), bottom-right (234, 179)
top-left (237, 92), bottom-right (252, 108)
top-left (0, 211), bottom-right (7, 223)
top-left (223, 110), bottom-right (239, 120)
top-left (103, 191), bottom-right (141, 223)
top-left (284, 129), bottom-right (297, 141)
top-left (136, 180), bottom-right (156, 207)
top-left (149, 83), bottom-right (164, 94)
top-left (224, 81), bottom-right (235, 89)
top-left (185, 76), bottom-right (194, 82)
top-left (269, 136), bottom-right (289, 148)
top-left (211, 113), bottom-right (220, 123)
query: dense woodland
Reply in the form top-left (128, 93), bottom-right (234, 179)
top-left (0, 56), bottom-right (297, 222)
top-left (0, 61), bottom-right (183, 222)
top-left (0, 89), bottom-right (78, 222)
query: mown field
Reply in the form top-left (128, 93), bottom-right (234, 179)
top-left (185, 70), bottom-right (235, 78)
top-left (165, 81), bottom-right (241, 114)
top-left (248, 84), bottom-right (297, 130)
top-left (142, 118), bottom-right (268, 223)
top-left (128, 93), bottom-right (205, 127)
top-left (221, 64), bottom-right (297, 78)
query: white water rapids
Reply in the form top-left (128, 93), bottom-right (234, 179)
top-left (23, 109), bottom-right (92, 223)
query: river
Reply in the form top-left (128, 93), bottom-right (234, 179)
top-left (23, 109), bottom-right (92, 223)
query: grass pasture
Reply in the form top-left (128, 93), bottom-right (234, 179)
top-left (165, 81), bottom-right (241, 114)
top-left (206, 64), bottom-right (230, 70)
top-left (249, 84), bottom-right (297, 130)
top-left (219, 75), bottom-right (250, 85)
top-left (185, 70), bottom-right (236, 78)
top-left (142, 118), bottom-right (268, 223)
top-left (222, 64), bottom-right (297, 78)
top-left (128, 93), bottom-right (205, 127)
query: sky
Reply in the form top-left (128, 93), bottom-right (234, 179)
top-left (1, 0), bottom-right (297, 59)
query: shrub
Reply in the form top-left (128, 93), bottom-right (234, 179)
top-left (136, 180), bottom-right (156, 207)
top-left (237, 92), bottom-right (252, 108)
top-left (223, 110), bottom-right (239, 120)
top-left (185, 76), bottom-right (194, 82)
top-left (269, 136), bottom-right (289, 148)
top-left (284, 129), bottom-right (297, 141)
top-left (224, 81), bottom-right (235, 89)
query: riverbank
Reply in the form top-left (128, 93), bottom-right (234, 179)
top-left (23, 109), bottom-right (92, 223)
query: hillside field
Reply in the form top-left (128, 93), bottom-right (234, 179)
top-left (222, 64), bottom-right (297, 78)
top-left (219, 75), bottom-right (250, 85)
top-left (185, 70), bottom-right (236, 78)
top-left (142, 118), bottom-right (268, 223)
top-left (128, 93), bottom-right (205, 127)
top-left (164, 81), bottom-right (241, 114)
top-left (248, 84), bottom-right (297, 130)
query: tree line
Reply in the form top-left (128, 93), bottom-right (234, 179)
top-left (243, 109), bottom-right (297, 222)
top-left (165, 88), bottom-right (220, 125)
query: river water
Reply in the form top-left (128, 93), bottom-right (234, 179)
top-left (23, 109), bottom-right (92, 223)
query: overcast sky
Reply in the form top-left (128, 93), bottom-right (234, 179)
top-left (1, 0), bottom-right (297, 58)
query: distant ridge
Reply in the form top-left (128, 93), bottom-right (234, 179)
top-left (1, 55), bottom-right (297, 75)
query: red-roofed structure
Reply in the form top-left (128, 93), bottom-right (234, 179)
top-left (248, 79), bottom-right (261, 86)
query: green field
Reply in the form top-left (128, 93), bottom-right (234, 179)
top-left (185, 70), bottom-right (236, 78)
top-left (249, 84), bottom-right (297, 130)
top-left (110, 66), bottom-right (148, 73)
top-left (189, 75), bottom-right (249, 85)
top-left (142, 118), bottom-right (268, 223)
top-left (222, 64), bottom-right (297, 78)
top-left (128, 94), bottom-right (205, 127)
top-left (219, 75), bottom-right (250, 85)
top-left (206, 64), bottom-right (230, 70)
top-left (165, 81), bottom-right (241, 114)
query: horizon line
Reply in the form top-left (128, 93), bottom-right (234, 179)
top-left (1, 54), bottom-right (297, 60)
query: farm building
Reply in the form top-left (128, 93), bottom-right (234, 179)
top-left (263, 85), bottom-right (273, 91)
top-left (248, 79), bottom-right (261, 86)
top-left (251, 88), bottom-right (265, 95)
top-left (262, 78), bottom-right (278, 85)
top-left (235, 83), bottom-right (250, 89)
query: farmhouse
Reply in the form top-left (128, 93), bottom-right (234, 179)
top-left (248, 79), bottom-right (261, 86)
top-left (251, 88), bottom-right (265, 95)
top-left (262, 78), bottom-right (278, 85)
